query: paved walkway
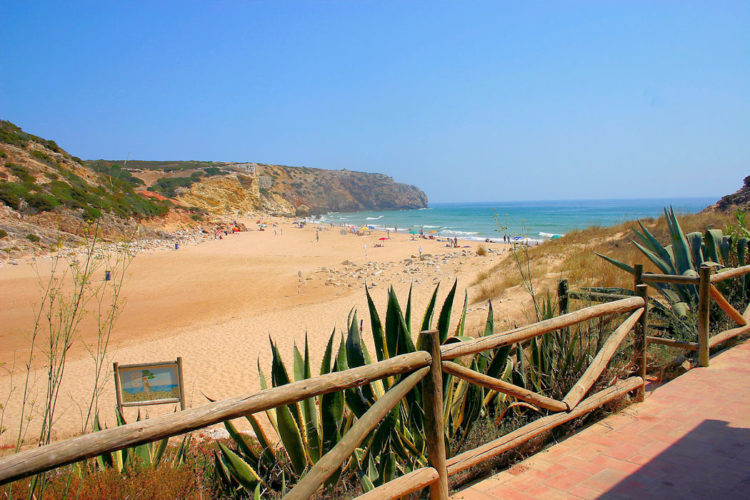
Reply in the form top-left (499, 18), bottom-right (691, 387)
top-left (452, 340), bottom-right (750, 499)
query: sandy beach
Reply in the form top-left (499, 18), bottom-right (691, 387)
top-left (0, 218), bottom-right (525, 447)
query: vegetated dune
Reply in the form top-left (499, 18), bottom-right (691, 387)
top-left (473, 210), bottom-right (736, 305)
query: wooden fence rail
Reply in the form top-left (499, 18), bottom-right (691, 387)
top-left (0, 352), bottom-right (430, 486)
top-left (560, 263), bottom-right (750, 369)
top-left (0, 297), bottom-right (651, 499)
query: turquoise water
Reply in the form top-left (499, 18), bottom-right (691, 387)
top-left (317, 198), bottom-right (715, 243)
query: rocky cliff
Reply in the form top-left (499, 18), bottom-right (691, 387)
top-left (256, 164), bottom-right (428, 215)
top-left (705, 176), bottom-right (750, 212)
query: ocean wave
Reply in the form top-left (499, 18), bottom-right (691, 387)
top-left (442, 230), bottom-right (479, 236)
top-left (366, 216), bottom-right (383, 220)
top-left (423, 225), bottom-right (440, 228)
top-left (539, 232), bottom-right (564, 238)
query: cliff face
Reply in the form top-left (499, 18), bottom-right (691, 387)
top-left (706, 176), bottom-right (750, 212)
top-left (258, 165), bottom-right (428, 215)
top-left (176, 174), bottom-right (295, 216)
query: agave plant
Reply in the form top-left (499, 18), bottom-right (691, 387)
top-left (93, 408), bottom-right (191, 473)
top-left (216, 280), bottom-right (511, 495)
top-left (596, 207), bottom-right (749, 314)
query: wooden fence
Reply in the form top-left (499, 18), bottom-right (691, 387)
top-left (561, 263), bottom-right (750, 368)
top-left (0, 296), bottom-right (648, 499)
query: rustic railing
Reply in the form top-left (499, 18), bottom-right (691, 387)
top-left (0, 296), bottom-right (649, 499)
top-left (561, 263), bottom-right (750, 368)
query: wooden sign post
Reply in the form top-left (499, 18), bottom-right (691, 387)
top-left (113, 357), bottom-right (186, 414)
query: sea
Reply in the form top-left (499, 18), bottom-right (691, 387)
top-left (315, 198), bottom-right (716, 244)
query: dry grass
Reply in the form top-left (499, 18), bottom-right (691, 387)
top-left (473, 211), bottom-right (735, 303)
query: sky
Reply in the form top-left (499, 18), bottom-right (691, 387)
top-left (1, 1), bottom-right (748, 203)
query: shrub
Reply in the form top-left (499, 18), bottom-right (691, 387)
top-left (26, 233), bottom-right (40, 243)
top-left (26, 192), bottom-right (59, 212)
top-left (31, 150), bottom-right (57, 166)
top-left (476, 244), bottom-right (487, 256)
top-left (0, 148), bottom-right (6, 158)
top-left (0, 229), bottom-right (7, 238)
top-left (0, 181), bottom-right (29, 207)
top-left (8, 163), bottom-right (35, 183)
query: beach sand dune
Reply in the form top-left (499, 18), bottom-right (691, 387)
top-left (0, 219), bottom-right (525, 446)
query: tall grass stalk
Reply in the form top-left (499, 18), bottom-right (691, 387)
top-left (5, 222), bottom-right (134, 499)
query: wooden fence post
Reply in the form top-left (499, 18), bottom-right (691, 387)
top-left (633, 264), bottom-right (644, 289)
top-left (418, 330), bottom-right (449, 500)
top-left (698, 264), bottom-right (712, 367)
top-left (634, 284), bottom-right (648, 402)
top-left (558, 279), bottom-right (569, 315)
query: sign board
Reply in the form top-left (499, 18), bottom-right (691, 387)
top-left (113, 357), bottom-right (185, 413)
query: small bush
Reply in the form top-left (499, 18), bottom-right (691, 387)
top-left (26, 233), bottom-right (40, 243)
top-left (31, 150), bottom-right (57, 166)
top-left (8, 163), bottom-right (35, 183)
top-left (26, 192), bottom-right (59, 212)
top-left (0, 181), bottom-right (30, 207)
top-left (0, 229), bottom-right (7, 238)
top-left (476, 245), bottom-right (487, 256)
top-left (0, 149), bottom-right (6, 158)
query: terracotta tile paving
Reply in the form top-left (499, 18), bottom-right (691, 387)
top-left (451, 340), bottom-right (750, 499)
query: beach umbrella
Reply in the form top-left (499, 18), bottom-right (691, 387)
top-left (409, 230), bottom-right (418, 234)
top-left (368, 225), bottom-right (375, 230)
top-left (379, 237), bottom-right (388, 240)
top-left (360, 226), bottom-right (369, 231)
top-left (552, 234), bottom-right (562, 240)
top-left (428, 230), bottom-right (437, 233)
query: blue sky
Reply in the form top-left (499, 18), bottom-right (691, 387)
top-left (1, 1), bottom-right (747, 203)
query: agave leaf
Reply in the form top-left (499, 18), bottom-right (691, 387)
top-left (360, 474), bottom-right (375, 493)
top-left (405, 283), bottom-right (413, 330)
top-left (455, 290), bottom-right (469, 338)
top-left (321, 338), bottom-right (345, 453)
top-left (486, 344), bottom-right (511, 379)
top-left (686, 232), bottom-right (704, 268)
top-left (666, 207), bottom-right (693, 274)
top-left (345, 310), bottom-right (376, 414)
top-left (636, 221), bottom-right (676, 273)
top-left (719, 235), bottom-right (732, 263)
top-left (224, 420), bottom-right (257, 461)
top-left (292, 343), bottom-right (305, 382)
top-left (345, 309), bottom-right (367, 368)
top-left (276, 403), bottom-right (307, 475)
top-left (213, 450), bottom-right (232, 487)
top-left (595, 252), bottom-right (635, 275)
top-left (302, 335), bottom-right (321, 462)
top-left (270, 338), bottom-right (292, 387)
top-left (385, 287), bottom-right (416, 355)
top-left (153, 438), bottom-right (168, 466)
top-left (92, 414), bottom-right (113, 470)
top-left (253, 484), bottom-right (262, 500)
top-left (365, 287), bottom-right (388, 361)
top-left (738, 238), bottom-right (749, 267)
top-left (420, 284), bottom-right (440, 332)
top-left (270, 339), bottom-right (304, 433)
top-left (173, 434), bottom-right (191, 467)
top-left (704, 229), bottom-right (724, 264)
top-left (437, 279), bottom-right (458, 343)
top-left (320, 329), bottom-right (336, 375)
top-left (384, 286), bottom-right (403, 357)
top-left (632, 241), bottom-right (672, 274)
top-left (246, 414), bottom-right (277, 465)
top-left (218, 442), bottom-right (262, 490)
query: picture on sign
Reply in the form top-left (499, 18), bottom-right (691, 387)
top-left (114, 358), bottom-right (185, 410)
